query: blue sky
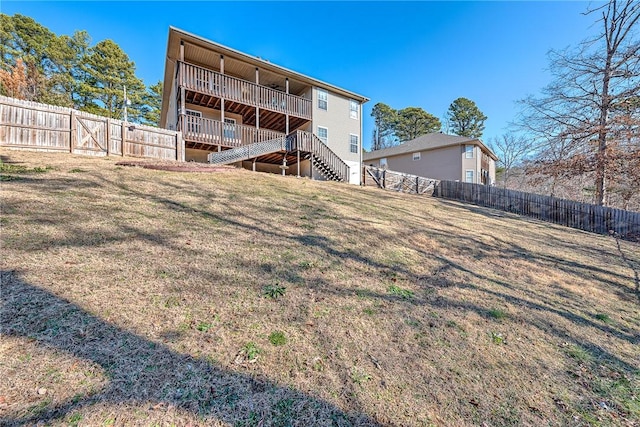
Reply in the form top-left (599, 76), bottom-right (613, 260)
top-left (3, 1), bottom-right (599, 150)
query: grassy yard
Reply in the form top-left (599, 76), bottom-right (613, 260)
top-left (1, 149), bottom-right (638, 426)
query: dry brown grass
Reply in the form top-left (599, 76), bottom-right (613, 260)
top-left (1, 148), bottom-right (639, 427)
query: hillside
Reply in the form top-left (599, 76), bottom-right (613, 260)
top-left (1, 149), bottom-right (638, 426)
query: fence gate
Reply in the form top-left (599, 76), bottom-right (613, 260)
top-left (73, 114), bottom-right (108, 156)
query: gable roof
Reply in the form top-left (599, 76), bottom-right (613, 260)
top-left (160, 27), bottom-right (369, 126)
top-left (363, 133), bottom-right (498, 161)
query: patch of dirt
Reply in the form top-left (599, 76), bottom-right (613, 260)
top-left (115, 160), bottom-right (234, 173)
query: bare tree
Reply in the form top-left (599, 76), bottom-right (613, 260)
top-left (489, 133), bottom-right (531, 188)
top-left (519, 0), bottom-right (640, 206)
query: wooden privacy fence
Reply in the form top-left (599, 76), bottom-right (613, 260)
top-left (435, 181), bottom-right (640, 241)
top-left (364, 166), bottom-right (439, 195)
top-left (0, 96), bottom-right (184, 161)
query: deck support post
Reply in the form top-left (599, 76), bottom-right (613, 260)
top-left (252, 158), bottom-right (256, 171)
top-left (220, 54), bottom-right (225, 147)
top-left (255, 67), bottom-right (260, 133)
top-left (282, 156), bottom-right (287, 176)
top-left (285, 78), bottom-right (290, 135)
top-left (297, 150), bottom-right (300, 177)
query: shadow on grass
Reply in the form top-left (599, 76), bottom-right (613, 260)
top-left (0, 270), bottom-right (381, 426)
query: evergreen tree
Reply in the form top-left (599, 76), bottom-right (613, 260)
top-left (141, 81), bottom-right (163, 126)
top-left (48, 30), bottom-right (90, 107)
top-left (446, 97), bottom-right (487, 138)
top-left (81, 39), bottom-right (145, 120)
top-left (394, 107), bottom-right (441, 142)
top-left (370, 102), bottom-right (397, 150)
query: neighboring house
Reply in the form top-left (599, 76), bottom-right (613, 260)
top-left (363, 133), bottom-right (498, 185)
top-left (160, 27), bottom-right (368, 184)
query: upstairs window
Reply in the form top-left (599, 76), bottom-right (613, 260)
top-left (317, 89), bottom-right (328, 110)
top-left (349, 100), bottom-right (359, 119)
top-left (350, 134), bottom-right (359, 153)
top-left (465, 145), bottom-right (474, 158)
top-left (317, 126), bottom-right (328, 144)
top-left (413, 152), bottom-right (421, 161)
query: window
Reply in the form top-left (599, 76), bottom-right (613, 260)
top-left (185, 109), bottom-right (202, 133)
top-left (465, 170), bottom-right (474, 183)
top-left (317, 89), bottom-right (328, 110)
top-left (317, 126), bottom-right (328, 144)
top-left (465, 145), bottom-right (474, 159)
top-left (223, 117), bottom-right (236, 139)
top-left (380, 158), bottom-right (388, 168)
top-left (412, 152), bottom-right (421, 161)
top-left (349, 134), bottom-right (359, 154)
top-left (349, 100), bottom-right (359, 119)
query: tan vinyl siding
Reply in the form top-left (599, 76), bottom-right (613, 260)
top-left (461, 145), bottom-right (478, 181)
top-left (366, 145), bottom-right (462, 181)
top-left (166, 77), bottom-right (178, 130)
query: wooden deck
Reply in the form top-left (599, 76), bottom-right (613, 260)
top-left (178, 61), bottom-right (312, 120)
top-left (184, 90), bottom-right (308, 134)
top-left (179, 115), bottom-right (285, 150)
top-left (184, 119), bottom-right (349, 181)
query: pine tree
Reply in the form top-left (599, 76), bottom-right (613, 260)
top-left (446, 97), bottom-right (487, 138)
top-left (141, 81), bottom-right (163, 126)
top-left (81, 39), bottom-right (145, 120)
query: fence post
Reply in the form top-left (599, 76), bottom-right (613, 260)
top-left (105, 119), bottom-right (111, 156)
top-left (121, 121), bottom-right (126, 156)
top-left (69, 110), bottom-right (76, 153)
top-left (383, 170), bottom-right (386, 189)
top-left (176, 131), bottom-right (184, 161)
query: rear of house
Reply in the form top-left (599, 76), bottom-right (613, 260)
top-left (363, 133), bottom-right (497, 185)
top-left (160, 27), bottom-right (368, 184)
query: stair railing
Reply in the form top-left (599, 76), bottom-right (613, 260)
top-left (287, 130), bottom-right (350, 182)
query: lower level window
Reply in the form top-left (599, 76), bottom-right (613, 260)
top-left (185, 109), bottom-right (202, 133)
top-left (224, 117), bottom-right (236, 139)
top-left (350, 134), bottom-right (359, 153)
top-left (317, 126), bottom-right (328, 144)
top-left (465, 170), bottom-right (474, 183)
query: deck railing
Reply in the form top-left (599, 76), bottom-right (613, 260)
top-left (179, 115), bottom-right (284, 147)
top-left (287, 130), bottom-right (350, 181)
top-left (178, 61), bottom-right (312, 120)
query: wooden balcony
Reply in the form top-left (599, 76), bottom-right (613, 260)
top-left (481, 152), bottom-right (491, 171)
top-left (178, 116), bottom-right (348, 181)
top-left (178, 115), bottom-right (284, 149)
top-left (178, 61), bottom-right (312, 120)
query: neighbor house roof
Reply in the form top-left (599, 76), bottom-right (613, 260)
top-left (363, 133), bottom-right (498, 161)
top-left (161, 27), bottom-right (369, 126)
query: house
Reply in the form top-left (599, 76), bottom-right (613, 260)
top-left (159, 27), bottom-right (368, 184)
top-left (363, 133), bottom-right (498, 185)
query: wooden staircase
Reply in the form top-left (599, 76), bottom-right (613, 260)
top-left (209, 130), bottom-right (350, 182)
top-left (207, 136), bottom-right (287, 165)
top-left (286, 131), bottom-right (350, 182)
